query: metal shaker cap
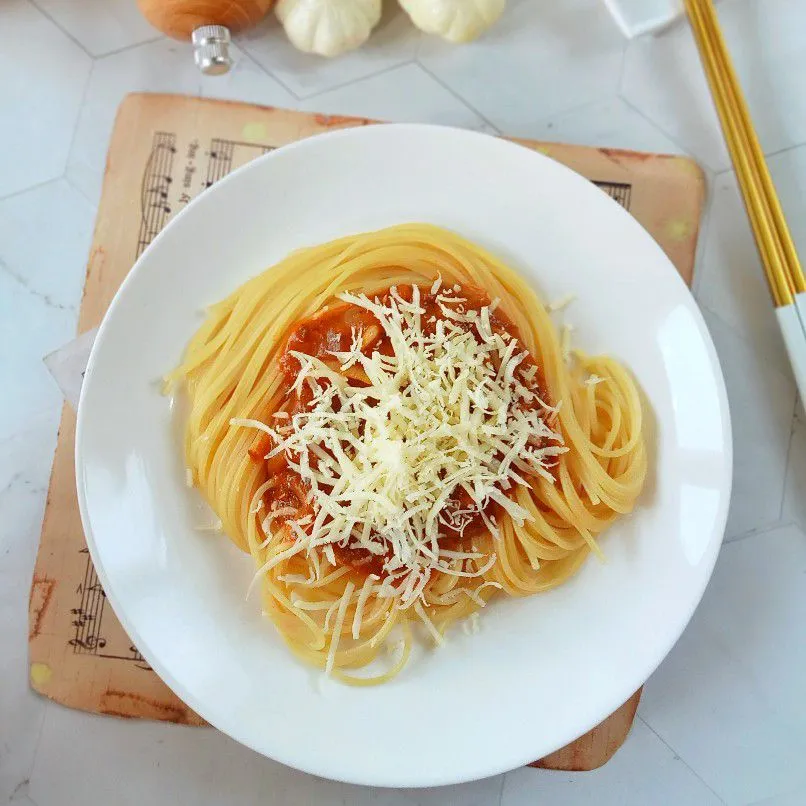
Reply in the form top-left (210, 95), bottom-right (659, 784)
top-left (192, 25), bottom-right (232, 76)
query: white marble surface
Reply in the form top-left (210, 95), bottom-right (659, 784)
top-left (1, 0), bottom-right (806, 803)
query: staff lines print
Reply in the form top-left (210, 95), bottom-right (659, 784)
top-left (70, 548), bottom-right (150, 669)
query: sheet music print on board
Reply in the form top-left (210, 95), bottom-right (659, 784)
top-left (137, 132), bottom-right (176, 257)
top-left (594, 181), bottom-right (632, 209)
top-left (204, 138), bottom-right (274, 187)
top-left (137, 132), bottom-right (275, 258)
top-left (70, 548), bottom-right (150, 669)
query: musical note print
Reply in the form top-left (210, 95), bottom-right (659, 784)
top-left (137, 131), bottom-right (177, 257)
top-left (70, 550), bottom-right (109, 656)
top-left (593, 181), bottom-right (632, 210)
top-left (204, 138), bottom-right (274, 189)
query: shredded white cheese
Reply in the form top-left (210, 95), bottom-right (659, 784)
top-left (415, 600), bottom-right (444, 646)
top-left (352, 574), bottom-right (379, 639)
top-left (463, 612), bottom-right (481, 635)
top-left (232, 285), bottom-right (566, 612)
top-left (547, 293), bottom-right (576, 313)
top-left (195, 518), bottom-right (222, 532)
top-left (561, 324), bottom-right (575, 361)
top-left (326, 580), bottom-right (355, 674)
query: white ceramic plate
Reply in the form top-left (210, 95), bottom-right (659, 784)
top-left (76, 124), bottom-right (731, 788)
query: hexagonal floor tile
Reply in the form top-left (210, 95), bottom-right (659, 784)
top-left (0, 178), bottom-right (94, 307)
top-left (0, 0), bottom-right (91, 198)
top-left (622, 0), bottom-right (806, 172)
top-left (701, 309), bottom-right (795, 539)
top-left (639, 523), bottom-right (806, 805)
top-left (417, 0), bottom-right (626, 138)
top-left (515, 96), bottom-right (684, 154)
top-left (783, 408), bottom-right (806, 531)
top-left (9, 795), bottom-right (37, 806)
top-left (0, 413), bottom-right (62, 803)
top-left (29, 702), bottom-right (505, 806)
top-left (66, 39), bottom-right (294, 205)
top-left (0, 178), bottom-right (93, 801)
top-left (198, 46), bottom-right (298, 109)
top-left (238, 5), bottom-right (420, 99)
top-left (501, 720), bottom-right (720, 806)
top-left (297, 63), bottom-right (487, 129)
top-left (753, 787), bottom-right (806, 806)
top-left (0, 179), bottom-right (93, 441)
top-left (764, 143), bottom-right (806, 291)
top-left (33, 0), bottom-right (159, 57)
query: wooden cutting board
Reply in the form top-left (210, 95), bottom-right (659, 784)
top-left (28, 92), bottom-right (704, 771)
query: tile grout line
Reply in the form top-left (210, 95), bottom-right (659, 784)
top-left (637, 715), bottom-right (728, 804)
top-left (412, 28), bottom-right (425, 62)
top-left (546, 94), bottom-right (675, 140)
top-left (0, 407), bottom-right (60, 449)
top-left (0, 256), bottom-right (76, 312)
top-left (747, 786), bottom-right (806, 806)
top-left (618, 93), bottom-right (700, 161)
top-left (92, 34), bottom-right (164, 61)
top-left (27, 0), bottom-right (92, 59)
top-left (760, 140), bottom-right (806, 163)
top-left (724, 519), bottom-right (797, 546)
top-left (30, 0), bottom-right (164, 61)
top-left (298, 59), bottom-right (417, 103)
top-left (0, 177), bottom-right (64, 205)
top-left (496, 770), bottom-right (507, 806)
top-left (233, 40), bottom-right (305, 102)
top-left (616, 37), bottom-right (632, 96)
top-left (62, 173), bottom-right (99, 209)
top-left (711, 137), bottom-right (806, 182)
top-left (415, 61), bottom-right (501, 132)
top-left (521, 95), bottom-right (611, 136)
top-left (615, 39), bottom-right (629, 93)
top-left (61, 50), bottom-right (104, 209)
top-left (18, 701), bottom-right (51, 806)
top-left (778, 396), bottom-right (799, 520)
top-left (712, 166), bottom-right (735, 179)
top-left (698, 300), bottom-right (796, 388)
top-left (62, 60), bottom-right (94, 179)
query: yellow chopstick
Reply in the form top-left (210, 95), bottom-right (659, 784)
top-left (684, 0), bottom-right (805, 307)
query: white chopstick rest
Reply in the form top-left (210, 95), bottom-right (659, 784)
top-left (775, 300), bottom-right (806, 399)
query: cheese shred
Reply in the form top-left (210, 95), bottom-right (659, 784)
top-left (233, 286), bottom-right (568, 613)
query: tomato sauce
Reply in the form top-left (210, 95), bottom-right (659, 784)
top-left (250, 283), bottom-right (550, 575)
top-left (280, 302), bottom-right (378, 379)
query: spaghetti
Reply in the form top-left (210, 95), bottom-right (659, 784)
top-left (166, 224), bottom-right (647, 684)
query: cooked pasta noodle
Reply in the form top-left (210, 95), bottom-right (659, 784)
top-left (166, 224), bottom-right (646, 684)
